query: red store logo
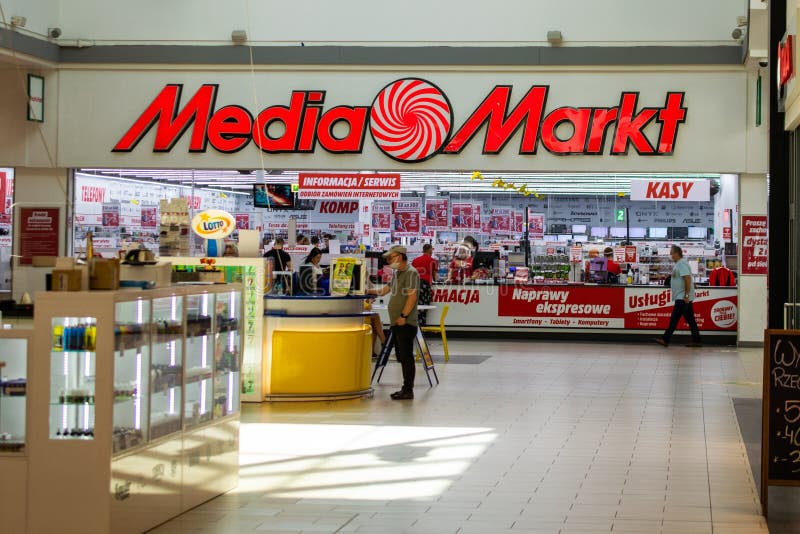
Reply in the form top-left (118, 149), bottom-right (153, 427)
top-left (114, 78), bottom-right (687, 163)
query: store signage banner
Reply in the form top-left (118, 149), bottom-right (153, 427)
top-left (741, 215), bottom-right (768, 275)
top-left (235, 213), bottom-right (250, 230)
top-left (630, 179), bottom-right (710, 202)
top-left (490, 207), bottom-right (512, 235)
top-left (723, 227), bottom-right (732, 241)
top-left (451, 203), bottom-right (475, 230)
top-left (191, 209), bottom-right (235, 239)
top-left (392, 200), bottom-right (421, 237)
top-left (140, 206), bottom-right (158, 228)
top-left (0, 170), bottom-right (11, 225)
top-left (513, 211), bottom-right (524, 234)
top-left (623, 287), bottom-right (737, 330)
top-left (527, 212), bottom-right (545, 239)
top-left (297, 173), bottom-right (401, 199)
top-left (372, 202), bottom-right (392, 231)
top-left (102, 203), bottom-right (120, 227)
top-left (424, 199), bottom-right (449, 230)
top-left (569, 245), bottom-right (583, 264)
top-left (19, 208), bottom-right (59, 265)
top-left (474, 205), bottom-right (483, 231)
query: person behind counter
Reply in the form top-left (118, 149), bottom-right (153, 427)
top-left (446, 242), bottom-right (473, 284)
top-left (367, 245), bottom-right (419, 401)
top-left (603, 247), bottom-right (621, 283)
top-left (584, 248), bottom-right (600, 282)
top-left (411, 243), bottom-right (438, 325)
top-left (655, 245), bottom-right (702, 348)
top-left (264, 238), bottom-right (292, 294)
top-left (298, 247), bottom-right (324, 294)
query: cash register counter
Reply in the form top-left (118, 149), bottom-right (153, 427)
top-left (375, 282), bottom-right (739, 342)
top-left (263, 295), bottom-right (374, 401)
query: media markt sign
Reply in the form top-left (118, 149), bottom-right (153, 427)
top-left (114, 78), bottom-right (688, 164)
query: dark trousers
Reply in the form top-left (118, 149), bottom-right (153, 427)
top-left (663, 299), bottom-right (701, 343)
top-left (392, 324), bottom-right (417, 392)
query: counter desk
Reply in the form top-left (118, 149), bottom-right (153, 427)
top-left (375, 282), bottom-right (739, 343)
top-left (263, 295), bottom-right (374, 401)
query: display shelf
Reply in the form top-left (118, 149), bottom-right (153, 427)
top-left (28, 285), bottom-right (243, 534)
top-left (0, 332), bottom-right (30, 455)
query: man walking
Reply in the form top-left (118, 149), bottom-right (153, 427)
top-left (369, 245), bottom-right (419, 400)
top-left (655, 245), bottom-right (702, 348)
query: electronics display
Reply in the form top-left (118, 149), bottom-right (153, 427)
top-left (253, 183), bottom-right (295, 209)
top-left (507, 252), bottom-right (526, 266)
top-left (629, 227), bottom-right (647, 238)
top-left (550, 224), bottom-right (569, 234)
top-left (437, 231), bottom-right (458, 243)
top-left (670, 226), bottom-right (689, 239)
top-left (609, 227), bottom-right (627, 238)
top-left (590, 227), bottom-right (608, 238)
top-left (649, 227), bottom-right (668, 238)
top-left (473, 251), bottom-right (499, 270)
top-left (558, 234), bottom-right (574, 242)
top-left (0, 336), bottom-right (28, 452)
top-left (688, 227), bottom-right (708, 239)
top-left (571, 224), bottom-right (587, 234)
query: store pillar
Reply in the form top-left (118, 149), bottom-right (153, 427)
top-left (738, 173), bottom-right (768, 344)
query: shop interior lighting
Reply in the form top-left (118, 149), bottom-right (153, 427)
top-left (79, 168), bottom-right (720, 197)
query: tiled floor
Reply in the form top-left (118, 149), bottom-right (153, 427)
top-left (151, 339), bottom-right (769, 534)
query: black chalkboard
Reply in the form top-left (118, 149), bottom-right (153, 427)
top-left (761, 330), bottom-right (800, 515)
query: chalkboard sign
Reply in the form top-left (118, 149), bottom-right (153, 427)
top-left (761, 330), bottom-right (800, 515)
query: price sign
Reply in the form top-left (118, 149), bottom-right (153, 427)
top-left (762, 330), bottom-right (800, 515)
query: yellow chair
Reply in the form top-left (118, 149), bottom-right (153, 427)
top-left (421, 305), bottom-right (450, 362)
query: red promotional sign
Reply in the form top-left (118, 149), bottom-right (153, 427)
top-left (0, 171), bottom-right (10, 225)
top-left (20, 208), bottom-right (59, 265)
top-left (498, 285), bottom-right (625, 327)
top-left (392, 200), bottom-right (421, 237)
top-left (741, 215), bottom-right (768, 275)
top-left (513, 211), bottom-right (524, 233)
top-left (779, 35), bottom-right (795, 87)
top-left (623, 287), bottom-right (737, 331)
top-left (235, 213), bottom-right (250, 230)
top-left (474, 205), bottom-right (482, 230)
top-left (722, 227), bottom-right (732, 241)
top-left (527, 212), bottom-right (545, 239)
top-left (490, 207), bottom-right (512, 235)
top-left (372, 202), bottom-right (392, 231)
top-left (298, 173), bottom-right (401, 199)
top-left (451, 203), bottom-right (475, 230)
top-left (624, 246), bottom-right (637, 263)
top-left (140, 207), bottom-right (158, 228)
top-left (424, 199), bottom-right (449, 229)
top-left (102, 203), bottom-right (120, 227)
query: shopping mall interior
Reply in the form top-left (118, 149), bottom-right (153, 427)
top-left (2, 0), bottom-right (800, 533)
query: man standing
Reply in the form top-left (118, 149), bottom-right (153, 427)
top-left (411, 244), bottom-right (438, 326)
top-left (263, 238), bottom-right (292, 294)
top-left (656, 245), bottom-right (702, 348)
top-left (369, 245), bottom-right (419, 400)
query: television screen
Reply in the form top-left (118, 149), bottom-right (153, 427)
top-left (437, 231), bottom-right (457, 243)
top-left (629, 227), bottom-right (647, 238)
top-left (591, 227), bottom-right (608, 237)
top-left (573, 235), bottom-right (588, 243)
top-left (670, 227), bottom-right (689, 239)
top-left (572, 224), bottom-right (587, 234)
top-left (649, 227), bottom-right (668, 238)
top-left (550, 223), bottom-right (568, 234)
top-left (254, 183), bottom-right (294, 209)
top-left (557, 234), bottom-right (574, 242)
top-left (609, 227), bottom-right (627, 238)
top-left (688, 227), bottom-right (707, 239)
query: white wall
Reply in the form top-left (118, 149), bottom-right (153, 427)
top-left (52, 0), bottom-right (746, 46)
top-left (738, 173), bottom-right (767, 344)
top-left (0, 0), bottom-right (59, 39)
top-left (714, 174), bottom-right (739, 245)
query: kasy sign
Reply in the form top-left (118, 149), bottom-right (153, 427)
top-left (630, 179), bottom-right (710, 202)
top-left (113, 78), bottom-right (687, 164)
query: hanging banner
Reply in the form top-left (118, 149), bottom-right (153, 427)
top-left (513, 211), bottom-right (524, 234)
top-left (490, 207), bottom-right (512, 235)
top-left (424, 198), bottom-right (449, 230)
top-left (624, 246), bottom-right (638, 263)
top-left (102, 203), bottom-right (120, 227)
top-left (19, 208), bottom-right (59, 265)
top-left (392, 200), bottom-right (421, 237)
top-left (630, 179), bottom-right (710, 202)
top-left (140, 206), bottom-right (158, 228)
top-left (298, 172), bottom-right (401, 199)
top-left (451, 203), bottom-right (475, 230)
top-left (235, 213), bottom-right (250, 230)
top-left (372, 202), bottom-right (392, 231)
top-left (527, 212), bottom-right (545, 239)
top-left (474, 205), bottom-right (483, 231)
top-left (569, 245), bottom-right (583, 264)
top-left (0, 170), bottom-right (12, 225)
top-left (741, 215), bottom-right (768, 275)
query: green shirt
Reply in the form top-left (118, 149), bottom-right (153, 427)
top-left (389, 265), bottom-right (420, 326)
top-left (671, 258), bottom-right (695, 302)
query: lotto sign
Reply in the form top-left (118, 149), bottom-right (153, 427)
top-left (392, 200), bottom-right (421, 237)
top-left (424, 199), bottom-right (449, 229)
top-left (741, 215), bottom-right (768, 275)
top-left (191, 209), bottom-right (235, 239)
top-left (451, 203), bottom-right (475, 230)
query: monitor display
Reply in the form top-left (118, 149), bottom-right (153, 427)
top-left (649, 227), bottom-right (668, 238)
top-left (473, 251), bottom-right (499, 269)
top-left (629, 227), bottom-right (647, 238)
top-left (507, 252), bottom-right (526, 266)
top-left (590, 227), bottom-right (608, 237)
top-left (609, 227), bottom-right (627, 238)
top-left (550, 223), bottom-right (568, 234)
top-left (572, 224), bottom-right (587, 234)
top-left (688, 227), bottom-right (707, 239)
top-left (253, 184), bottom-right (294, 209)
top-left (557, 234), bottom-right (574, 242)
top-left (437, 231), bottom-right (457, 243)
top-left (573, 235), bottom-right (588, 242)
top-left (670, 226), bottom-right (689, 239)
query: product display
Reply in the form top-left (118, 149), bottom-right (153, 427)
top-left (0, 335), bottom-right (28, 453)
top-left (50, 317), bottom-right (97, 440)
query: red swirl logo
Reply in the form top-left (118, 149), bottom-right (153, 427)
top-left (369, 78), bottom-right (453, 163)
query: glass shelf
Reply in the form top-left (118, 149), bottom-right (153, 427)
top-left (113, 298), bottom-right (150, 454)
top-left (150, 295), bottom-right (183, 440)
top-left (0, 337), bottom-right (28, 453)
top-left (214, 290), bottom-right (241, 418)
top-left (50, 317), bottom-right (97, 440)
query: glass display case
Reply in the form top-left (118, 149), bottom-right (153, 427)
top-left (150, 295), bottom-right (183, 440)
top-left (113, 298), bottom-right (150, 453)
top-left (49, 317), bottom-right (97, 440)
top-left (214, 290), bottom-right (241, 418)
top-left (184, 292), bottom-right (213, 428)
top-left (0, 335), bottom-right (29, 452)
